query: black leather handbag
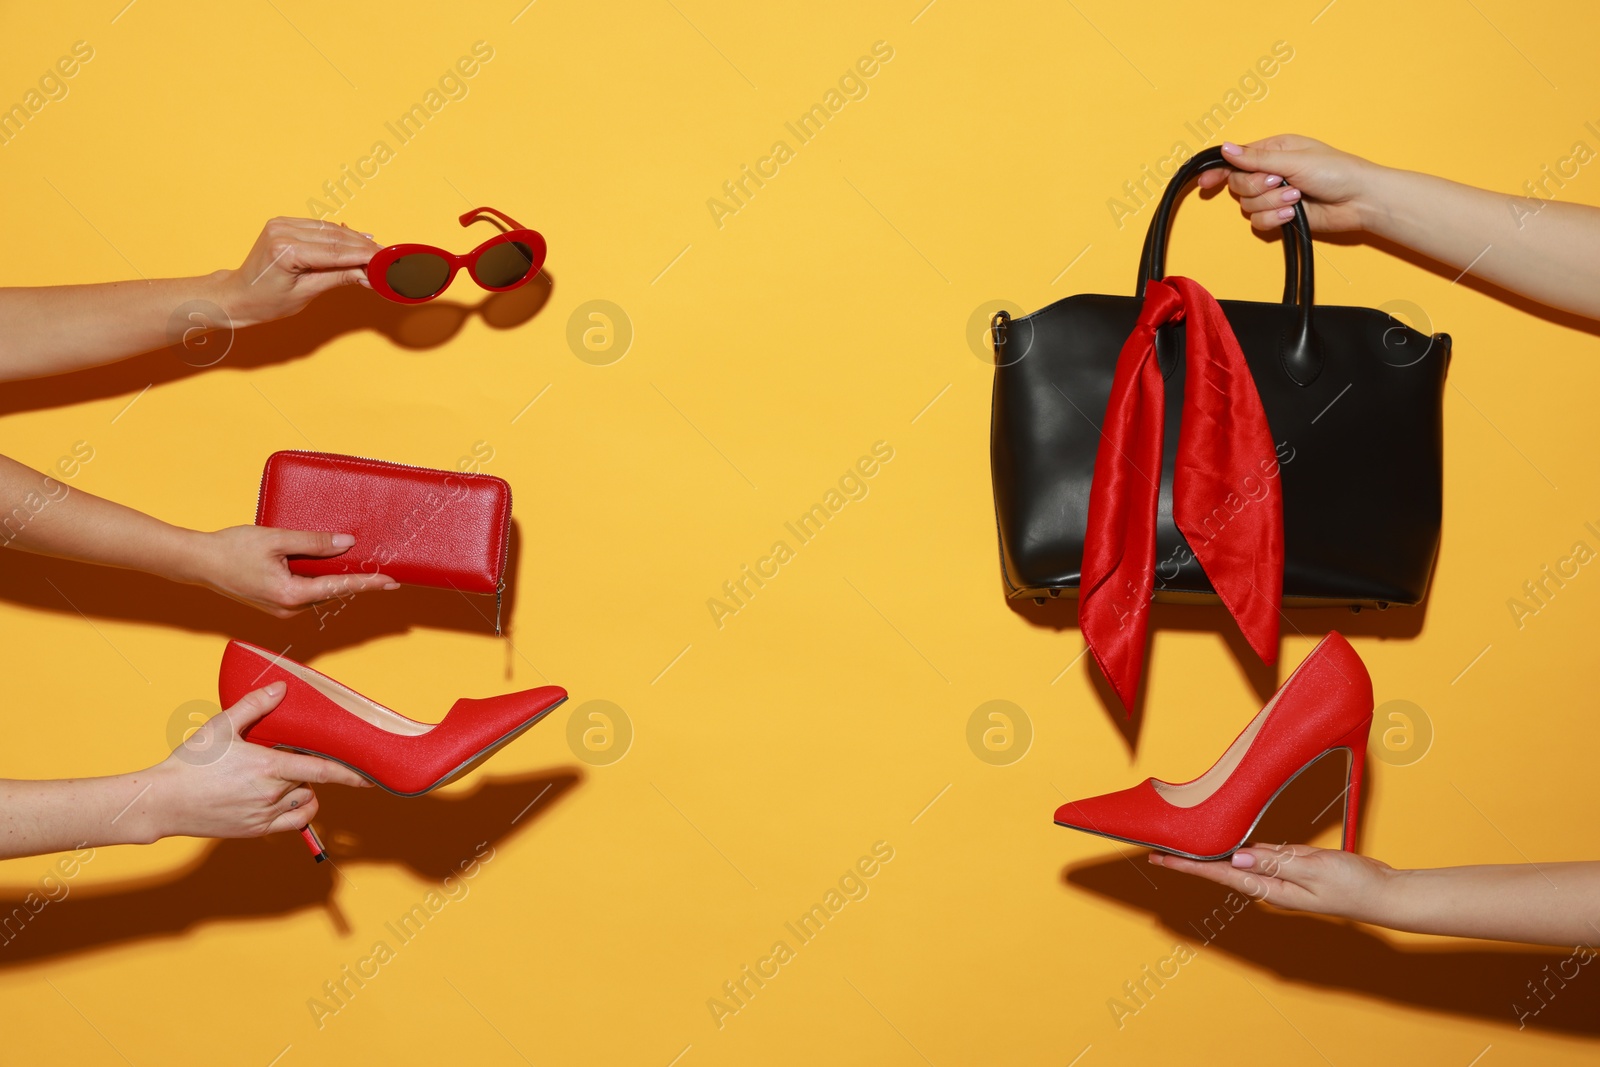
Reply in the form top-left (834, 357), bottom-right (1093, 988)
top-left (990, 146), bottom-right (1450, 609)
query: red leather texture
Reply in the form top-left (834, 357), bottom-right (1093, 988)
top-left (219, 640), bottom-right (565, 796)
top-left (255, 451), bottom-right (511, 594)
top-left (1054, 632), bottom-right (1373, 858)
top-left (1078, 277), bottom-right (1284, 712)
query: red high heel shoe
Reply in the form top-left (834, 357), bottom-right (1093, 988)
top-left (219, 640), bottom-right (567, 797)
top-left (1055, 632), bottom-right (1373, 860)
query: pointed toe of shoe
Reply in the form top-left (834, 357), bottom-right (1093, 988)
top-left (1053, 784), bottom-right (1153, 841)
top-left (424, 685), bottom-right (568, 784)
top-left (1054, 781), bottom-right (1245, 860)
top-left (375, 687), bottom-right (567, 796)
top-left (447, 685), bottom-right (568, 731)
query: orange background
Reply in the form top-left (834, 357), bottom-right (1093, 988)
top-left (1, 1), bottom-right (1598, 1064)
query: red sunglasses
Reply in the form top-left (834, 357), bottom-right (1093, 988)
top-left (366, 207), bottom-right (547, 303)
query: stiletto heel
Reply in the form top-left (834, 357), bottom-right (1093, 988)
top-left (300, 825), bottom-right (328, 863)
top-left (219, 641), bottom-right (567, 797)
top-left (1055, 632), bottom-right (1375, 860)
top-left (1333, 719), bottom-right (1368, 852)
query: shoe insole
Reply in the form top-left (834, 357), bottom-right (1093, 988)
top-left (236, 643), bottom-right (435, 737)
top-left (1152, 634), bottom-right (1330, 809)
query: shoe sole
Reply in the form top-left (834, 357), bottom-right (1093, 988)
top-left (268, 695), bottom-right (568, 798)
top-left (1053, 744), bottom-right (1357, 862)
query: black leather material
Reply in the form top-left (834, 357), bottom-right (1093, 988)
top-left (990, 146), bottom-right (1451, 606)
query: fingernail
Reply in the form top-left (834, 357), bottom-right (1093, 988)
top-left (1147, 853), bottom-right (1162, 865)
top-left (1277, 207), bottom-right (1297, 220)
top-left (1222, 142), bottom-right (1242, 155)
top-left (1281, 187), bottom-right (1301, 202)
top-left (332, 533), bottom-right (355, 548)
top-left (1263, 174), bottom-right (1283, 188)
top-left (266, 681), bottom-right (286, 697)
top-left (384, 582), bottom-right (401, 590)
top-left (1231, 852), bottom-right (1255, 868)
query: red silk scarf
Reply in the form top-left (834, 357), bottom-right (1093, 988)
top-left (1078, 277), bottom-right (1283, 711)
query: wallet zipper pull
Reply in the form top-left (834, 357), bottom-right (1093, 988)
top-left (495, 581), bottom-right (504, 636)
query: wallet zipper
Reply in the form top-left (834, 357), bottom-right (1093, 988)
top-left (494, 479), bottom-right (512, 636)
top-left (257, 449), bottom-right (514, 635)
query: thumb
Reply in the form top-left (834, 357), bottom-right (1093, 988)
top-left (223, 680), bottom-right (287, 733)
top-left (273, 528), bottom-right (357, 559)
top-left (1221, 140), bottom-right (1294, 177)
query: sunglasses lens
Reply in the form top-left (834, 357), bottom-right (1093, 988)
top-left (386, 253), bottom-right (451, 299)
top-left (476, 241), bottom-right (537, 288)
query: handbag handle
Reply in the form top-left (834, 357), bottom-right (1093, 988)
top-left (1137, 175), bottom-right (1300, 306)
top-left (1134, 146), bottom-right (1322, 386)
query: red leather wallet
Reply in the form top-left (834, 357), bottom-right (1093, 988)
top-left (255, 450), bottom-right (513, 632)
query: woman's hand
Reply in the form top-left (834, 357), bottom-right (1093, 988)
top-left (0, 683), bottom-right (375, 858)
top-left (0, 216), bottom-right (381, 381)
top-left (214, 217), bottom-right (382, 327)
top-left (187, 525), bottom-right (398, 618)
top-left (1152, 843), bottom-right (1600, 945)
top-left (143, 681), bottom-right (374, 841)
top-left (1195, 134), bottom-right (1378, 233)
top-left (0, 455), bottom-right (397, 617)
top-left (1149, 842), bottom-right (1400, 922)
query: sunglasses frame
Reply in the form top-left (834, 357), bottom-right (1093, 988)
top-left (366, 207), bottom-right (547, 304)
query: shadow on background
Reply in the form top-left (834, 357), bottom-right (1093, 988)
top-left (1067, 854), bottom-right (1600, 1037)
top-left (0, 768), bottom-right (581, 971)
top-left (1315, 229), bottom-right (1600, 342)
top-left (1061, 757), bottom-right (1600, 1037)
top-left (1006, 580), bottom-right (1429, 755)
top-left (0, 271), bottom-right (553, 419)
top-left (0, 520), bottom-right (528, 670)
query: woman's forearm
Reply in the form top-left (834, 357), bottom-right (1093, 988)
top-left (1216, 137), bottom-right (1600, 320)
top-left (1377, 861), bottom-right (1600, 945)
top-left (0, 452), bottom-right (205, 582)
top-left (1, 450), bottom-right (398, 615)
top-left (0, 218), bottom-right (380, 384)
top-left (0, 773), bottom-right (161, 859)
top-left (0, 272), bottom-right (241, 384)
top-left (1360, 165), bottom-right (1600, 319)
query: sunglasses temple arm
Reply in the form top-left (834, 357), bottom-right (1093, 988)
top-left (459, 206), bottom-right (527, 232)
